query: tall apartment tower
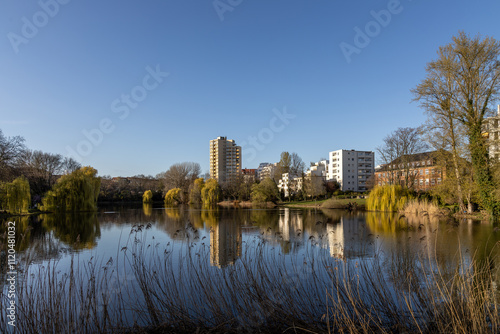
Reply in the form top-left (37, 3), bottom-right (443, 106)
top-left (327, 149), bottom-right (374, 192)
top-left (209, 136), bottom-right (242, 183)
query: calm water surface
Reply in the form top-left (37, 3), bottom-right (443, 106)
top-left (1, 205), bottom-right (499, 330)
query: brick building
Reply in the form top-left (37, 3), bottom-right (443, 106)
top-left (374, 151), bottom-right (445, 191)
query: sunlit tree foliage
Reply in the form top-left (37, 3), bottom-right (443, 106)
top-left (367, 185), bottom-right (413, 212)
top-left (40, 167), bottom-right (101, 212)
top-left (0, 176), bottom-right (31, 214)
top-left (142, 190), bottom-right (153, 203)
top-left (164, 188), bottom-right (182, 206)
top-left (201, 179), bottom-right (222, 206)
top-left (251, 178), bottom-right (279, 204)
top-left (189, 178), bottom-right (205, 204)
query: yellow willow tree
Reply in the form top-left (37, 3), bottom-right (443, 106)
top-left (0, 176), bottom-right (31, 214)
top-left (189, 178), bottom-right (205, 204)
top-left (367, 185), bottom-right (413, 212)
top-left (40, 166), bottom-right (101, 212)
top-left (164, 188), bottom-right (181, 206)
top-left (201, 179), bottom-right (222, 207)
top-left (142, 190), bottom-right (153, 203)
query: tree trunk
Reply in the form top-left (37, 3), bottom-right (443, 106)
top-left (467, 190), bottom-right (473, 214)
top-left (449, 116), bottom-right (466, 213)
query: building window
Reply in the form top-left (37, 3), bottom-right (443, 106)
top-left (425, 169), bottom-right (429, 175)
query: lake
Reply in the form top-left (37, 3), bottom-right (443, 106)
top-left (1, 205), bottom-right (499, 333)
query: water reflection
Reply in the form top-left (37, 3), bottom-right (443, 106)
top-left (210, 213), bottom-right (242, 268)
top-left (41, 212), bottom-right (100, 250)
top-left (142, 203), bottom-right (153, 217)
top-left (322, 210), bottom-right (375, 259)
top-left (1, 207), bottom-right (498, 277)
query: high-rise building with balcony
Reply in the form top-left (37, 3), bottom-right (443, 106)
top-left (327, 149), bottom-right (374, 192)
top-left (209, 136), bottom-right (241, 183)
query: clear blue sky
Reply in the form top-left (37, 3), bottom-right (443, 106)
top-left (1, 0), bottom-right (499, 177)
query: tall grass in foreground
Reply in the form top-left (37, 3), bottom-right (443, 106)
top-left (1, 229), bottom-right (499, 333)
top-left (367, 185), bottom-right (413, 212)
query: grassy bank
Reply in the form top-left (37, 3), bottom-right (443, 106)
top-left (320, 198), bottom-right (366, 210)
top-left (280, 199), bottom-right (328, 208)
top-left (282, 198), bottom-right (366, 210)
top-left (2, 227), bottom-right (498, 333)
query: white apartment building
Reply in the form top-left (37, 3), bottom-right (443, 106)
top-left (483, 105), bottom-right (500, 161)
top-left (327, 149), bottom-right (374, 192)
top-left (307, 160), bottom-right (328, 178)
top-left (209, 136), bottom-right (241, 183)
top-left (259, 162), bottom-right (278, 181)
top-left (278, 173), bottom-right (301, 198)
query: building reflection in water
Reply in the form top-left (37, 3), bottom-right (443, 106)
top-left (278, 208), bottom-right (303, 242)
top-left (324, 212), bottom-right (375, 259)
top-left (210, 216), bottom-right (242, 268)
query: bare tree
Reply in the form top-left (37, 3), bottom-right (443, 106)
top-left (160, 162), bottom-right (201, 195)
top-left (0, 129), bottom-right (26, 181)
top-left (17, 150), bottom-right (64, 195)
top-left (413, 32), bottom-right (500, 216)
top-left (290, 152), bottom-right (305, 176)
top-left (274, 151), bottom-right (291, 183)
top-left (413, 54), bottom-right (473, 212)
top-left (274, 151), bottom-right (305, 199)
top-left (61, 157), bottom-right (82, 174)
top-left (377, 127), bottom-right (428, 189)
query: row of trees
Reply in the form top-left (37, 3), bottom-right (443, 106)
top-left (154, 151), bottom-right (340, 207)
top-left (0, 129), bottom-right (82, 205)
top-left (377, 32), bottom-right (500, 218)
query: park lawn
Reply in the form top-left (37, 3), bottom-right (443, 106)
top-left (321, 198), bottom-right (366, 209)
top-left (280, 199), bottom-right (328, 208)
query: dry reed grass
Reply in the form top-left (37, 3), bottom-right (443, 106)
top-left (401, 199), bottom-right (443, 216)
top-left (0, 226), bottom-right (498, 334)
